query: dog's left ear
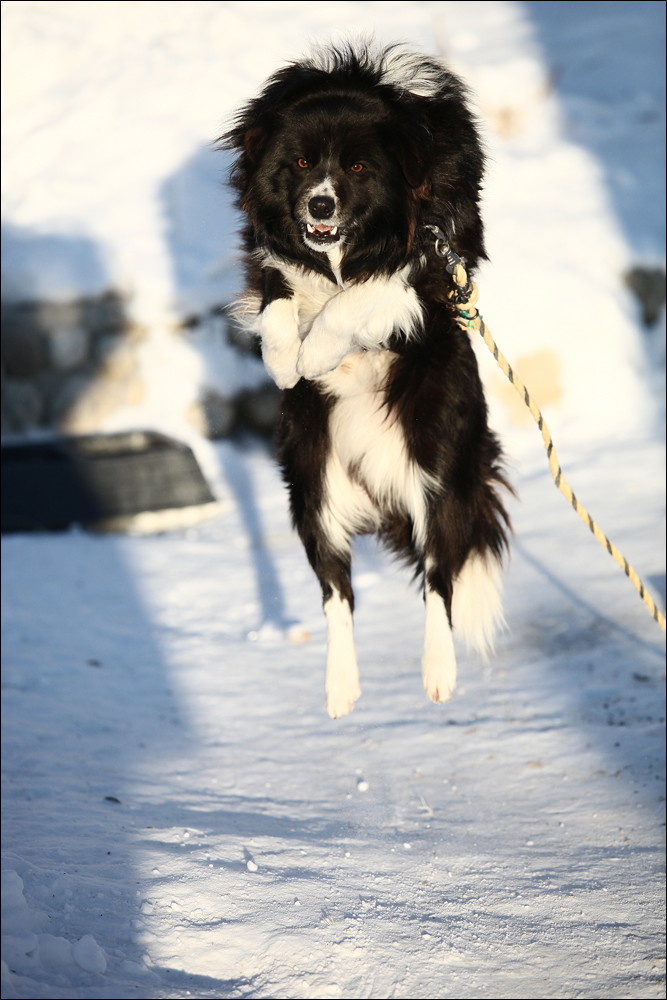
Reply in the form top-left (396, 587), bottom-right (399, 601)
top-left (398, 146), bottom-right (430, 192)
top-left (388, 118), bottom-right (432, 193)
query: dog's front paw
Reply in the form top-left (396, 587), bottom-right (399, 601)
top-left (297, 334), bottom-right (349, 379)
top-left (262, 345), bottom-right (301, 389)
top-left (421, 657), bottom-right (457, 704)
top-left (268, 366), bottom-right (301, 390)
top-left (326, 675), bottom-right (361, 719)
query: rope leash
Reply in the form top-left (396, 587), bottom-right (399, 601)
top-left (424, 225), bottom-right (666, 635)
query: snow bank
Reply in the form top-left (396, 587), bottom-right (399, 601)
top-left (1, 866), bottom-right (107, 991)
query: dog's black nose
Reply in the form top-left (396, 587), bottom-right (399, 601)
top-left (308, 196), bottom-right (335, 219)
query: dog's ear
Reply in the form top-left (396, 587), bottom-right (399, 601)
top-left (243, 124), bottom-right (269, 163)
top-left (388, 118), bottom-right (432, 193)
top-left (397, 145), bottom-right (430, 192)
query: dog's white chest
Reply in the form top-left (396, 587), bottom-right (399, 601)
top-left (319, 352), bottom-right (433, 549)
top-left (328, 354), bottom-right (402, 485)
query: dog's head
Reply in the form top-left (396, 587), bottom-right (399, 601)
top-left (223, 44), bottom-right (485, 282)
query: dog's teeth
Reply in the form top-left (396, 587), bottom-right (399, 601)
top-left (305, 223), bottom-right (339, 239)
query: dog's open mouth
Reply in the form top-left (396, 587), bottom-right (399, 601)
top-left (305, 223), bottom-right (340, 246)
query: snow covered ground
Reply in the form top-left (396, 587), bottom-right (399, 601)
top-left (2, 2), bottom-right (665, 998)
top-left (2, 434), bottom-right (665, 999)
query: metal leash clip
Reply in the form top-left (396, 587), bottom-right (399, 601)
top-left (423, 224), bottom-right (467, 274)
top-left (424, 224), bottom-right (473, 303)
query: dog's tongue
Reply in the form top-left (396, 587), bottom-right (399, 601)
top-left (313, 224), bottom-right (333, 233)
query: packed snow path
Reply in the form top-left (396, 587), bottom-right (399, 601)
top-left (2, 435), bottom-right (665, 999)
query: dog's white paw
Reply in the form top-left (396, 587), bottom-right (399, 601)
top-left (324, 590), bottom-right (360, 718)
top-left (326, 675), bottom-right (361, 719)
top-left (259, 298), bottom-right (301, 387)
top-left (421, 658), bottom-right (457, 704)
top-left (270, 367), bottom-right (301, 390)
top-left (422, 582), bottom-right (457, 705)
top-left (356, 312), bottom-right (390, 344)
top-left (262, 345), bottom-right (300, 389)
top-left (296, 334), bottom-right (348, 379)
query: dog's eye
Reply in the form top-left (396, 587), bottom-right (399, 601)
top-left (350, 163), bottom-right (364, 173)
top-left (296, 157), bottom-right (309, 169)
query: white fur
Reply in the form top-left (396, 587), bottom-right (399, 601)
top-left (296, 266), bottom-right (423, 378)
top-left (320, 448), bottom-right (380, 556)
top-left (307, 45), bottom-right (445, 99)
top-left (380, 50), bottom-right (445, 98)
top-left (249, 260), bottom-right (423, 388)
top-left (308, 178), bottom-right (336, 202)
top-left (324, 589), bottom-right (361, 718)
top-left (422, 579), bottom-right (457, 703)
top-left (326, 244), bottom-right (345, 288)
top-left (257, 297), bottom-right (301, 389)
top-left (272, 260), bottom-right (340, 335)
top-left (421, 554), bottom-right (504, 704)
top-left (318, 350), bottom-right (435, 553)
top-left (452, 552), bottom-right (505, 658)
top-left (316, 346), bottom-right (390, 398)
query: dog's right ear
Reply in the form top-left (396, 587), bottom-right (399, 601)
top-left (243, 124), bottom-right (268, 163)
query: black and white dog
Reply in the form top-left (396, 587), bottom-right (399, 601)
top-left (223, 44), bottom-right (511, 718)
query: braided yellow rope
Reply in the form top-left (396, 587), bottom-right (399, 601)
top-left (447, 262), bottom-right (666, 635)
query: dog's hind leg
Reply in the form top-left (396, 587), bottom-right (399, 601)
top-left (323, 578), bottom-right (360, 719)
top-left (421, 558), bottom-right (457, 704)
top-left (290, 474), bottom-right (361, 717)
top-left (315, 455), bottom-right (382, 717)
top-left (303, 538), bottom-right (360, 719)
top-left (279, 385), bottom-right (371, 717)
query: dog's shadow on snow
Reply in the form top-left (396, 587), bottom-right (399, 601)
top-left (513, 540), bottom-right (665, 659)
top-left (218, 440), bottom-right (289, 632)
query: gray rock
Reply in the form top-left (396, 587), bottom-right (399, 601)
top-left (32, 302), bottom-right (89, 372)
top-left (625, 266), bottom-right (666, 326)
top-left (94, 332), bottom-right (126, 365)
top-left (2, 378), bottom-right (44, 429)
top-left (50, 372), bottom-right (94, 425)
top-left (82, 291), bottom-right (126, 336)
top-left (33, 370), bottom-right (64, 423)
top-left (37, 300), bottom-right (82, 335)
top-left (1, 309), bottom-right (48, 377)
top-left (46, 325), bottom-right (89, 372)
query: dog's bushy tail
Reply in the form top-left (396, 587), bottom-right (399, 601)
top-left (451, 552), bottom-right (505, 659)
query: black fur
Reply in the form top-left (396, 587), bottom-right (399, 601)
top-left (225, 45), bottom-right (486, 285)
top-left (222, 43), bottom-right (511, 647)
